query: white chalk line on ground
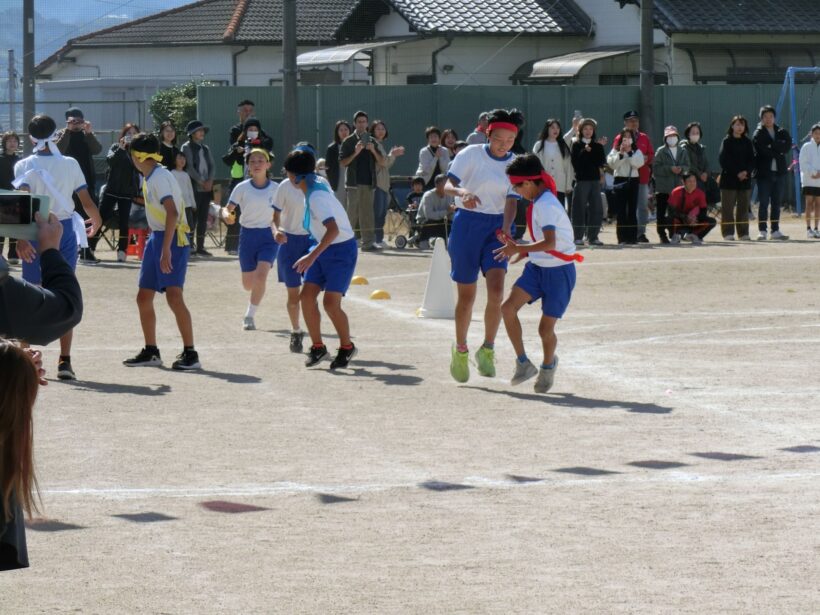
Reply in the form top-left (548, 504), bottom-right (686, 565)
top-left (41, 469), bottom-right (820, 500)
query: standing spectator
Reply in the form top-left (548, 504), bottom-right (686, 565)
top-left (613, 110), bottom-right (654, 243)
top-left (181, 120), bottom-right (215, 256)
top-left (229, 99), bottom-right (257, 145)
top-left (799, 123), bottom-right (820, 238)
top-left (667, 173), bottom-right (716, 244)
top-left (57, 107), bottom-right (102, 263)
top-left (158, 120), bottom-right (179, 170)
top-left (752, 105), bottom-right (791, 240)
top-left (718, 115), bottom-right (755, 240)
top-left (370, 120), bottom-right (404, 249)
top-left (88, 123), bottom-right (141, 262)
top-left (0, 132), bottom-right (21, 263)
top-left (414, 174), bottom-right (454, 246)
top-left (171, 151), bottom-right (197, 242)
top-left (680, 122), bottom-right (715, 203)
top-left (340, 111), bottom-right (379, 252)
top-left (652, 125), bottom-right (690, 244)
top-left (569, 118), bottom-right (606, 246)
top-left (466, 112), bottom-right (489, 145)
top-left (607, 128), bottom-right (645, 245)
top-left (442, 129), bottom-right (459, 159)
top-left (416, 126), bottom-right (451, 190)
top-left (533, 118), bottom-right (573, 208)
top-left (325, 120), bottom-right (352, 210)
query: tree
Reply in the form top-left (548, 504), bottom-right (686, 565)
top-left (149, 80), bottom-right (214, 131)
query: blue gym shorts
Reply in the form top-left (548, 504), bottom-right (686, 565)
top-left (447, 208), bottom-right (507, 284)
top-left (138, 231), bottom-right (189, 293)
top-left (22, 219), bottom-right (77, 285)
top-left (277, 232), bottom-right (315, 288)
top-left (303, 237), bottom-right (358, 294)
top-left (514, 261), bottom-right (576, 318)
top-left (239, 226), bottom-right (278, 273)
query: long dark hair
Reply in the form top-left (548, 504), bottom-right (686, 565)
top-left (333, 120), bottom-right (352, 144)
top-left (535, 119), bottom-right (570, 158)
top-left (726, 115), bottom-right (749, 137)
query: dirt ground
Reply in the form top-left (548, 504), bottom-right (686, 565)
top-left (3, 217), bottom-right (819, 614)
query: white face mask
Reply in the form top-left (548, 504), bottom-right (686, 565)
top-left (666, 136), bottom-right (678, 147)
top-left (688, 133), bottom-right (700, 144)
top-left (246, 130), bottom-right (259, 140)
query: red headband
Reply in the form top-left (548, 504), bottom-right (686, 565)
top-left (508, 171), bottom-right (558, 195)
top-left (488, 121), bottom-right (519, 134)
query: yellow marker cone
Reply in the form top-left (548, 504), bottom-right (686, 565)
top-left (351, 275), bottom-right (368, 285)
top-left (370, 289), bottom-right (391, 300)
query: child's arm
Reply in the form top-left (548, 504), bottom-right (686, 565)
top-left (294, 220), bottom-right (339, 274)
top-left (272, 210), bottom-right (287, 244)
top-left (77, 187), bottom-right (102, 236)
top-left (160, 198), bottom-right (179, 274)
top-left (494, 228), bottom-right (556, 261)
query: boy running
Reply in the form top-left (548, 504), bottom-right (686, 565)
top-left (123, 133), bottom-right (200, 370)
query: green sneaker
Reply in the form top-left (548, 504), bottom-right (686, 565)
top-left (475, 345), bottom-right (496, 378)
top-left (450, 346), bottom-right (470, 383)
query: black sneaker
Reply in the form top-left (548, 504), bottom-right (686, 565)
top-left (330, 344), bottom-right (358, 369)
top-left (659, 235), bottom-right (670, 244)
top-left (305, 344), bottom-right (329, 367)
top-left (195, 249), bottom-right (212, 257)
top-left (172, 349), bottom-right (201, 370)
top-left (57, 359), bottom-right (76, 381)
top-left (289, 331), bottom-right (305, 353)
top-left (637, 234), bottom-right (650, 243)
top-left (123, 347), bottom-right (162, 367)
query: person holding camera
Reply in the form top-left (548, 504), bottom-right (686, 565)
top-left (339, 110), bottom-right (379, 252)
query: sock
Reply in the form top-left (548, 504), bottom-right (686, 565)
top-left (245, 303), bottom-right (258, 318)
top-left (517, 354), bottom-right (529, 364)
top-left (456, 343), bottom-right (468, 353)
top-left (541, 358), bottom-right (556, 370)
top-left (292, 327), bottom-right (302, 334)
top-left (482, 341), bottom-right (495, 350)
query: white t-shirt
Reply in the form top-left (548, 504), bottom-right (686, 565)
top-left (14, 153), bottom-right (86, 220)
top-left (228, 178), bottom-right (278, 229)
top-left (527, 189), bottom-right (575, 268)
top-left (142, 165), bottom-right (185, 232)
top-left (272, 178), bottom-right (309, 236)
top-left (447, 144), bottom-right (519, 215)
top-left (171, 169), bottom-right (196, 210)
top-left (305, 188), bottom-right (354, 244)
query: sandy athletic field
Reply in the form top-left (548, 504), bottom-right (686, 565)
top-left (3, 218), bottom-right (820, 613)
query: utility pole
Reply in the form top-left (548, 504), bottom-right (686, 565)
top-left (639, 0), bottom-right (654, 142)
top-left (23, 0), bottom-right (35, 145)
top-left (7, 49), bottom-right (16, 131)
top-left (282, 0), bottom-right (298, 153)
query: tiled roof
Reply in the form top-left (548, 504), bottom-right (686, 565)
top-left (619, 0), bottom-right (820, 34)
top-left (388, 0), bottom-right (593, 35)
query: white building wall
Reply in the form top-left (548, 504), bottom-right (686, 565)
top-left (571, 0), bottom-right (666, 47)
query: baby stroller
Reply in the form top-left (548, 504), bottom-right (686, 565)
top-left (384, 181), bottom-right (419, 249)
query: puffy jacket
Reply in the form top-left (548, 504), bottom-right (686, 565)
top-left (104, 144), bottom-right (140, 199)
top-left (718, 135), bottom-right (755, 190)
top-left (652, 144), bottom-right (691, 194)
top-left (752, 123), bottom-right (791, 178)
top-left (681, 140), bottom-right (709, 177)
top-left (800, 139), bottom-right (820, 189)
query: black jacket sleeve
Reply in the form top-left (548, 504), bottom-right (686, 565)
top-left (0, 249), bottom-right (83, 345)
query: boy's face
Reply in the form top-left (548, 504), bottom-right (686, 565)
top-left (412, 183), bottom-right (424, 193)
top-left (512, 180), bottom-right (537, 201)
top-left (761, 111), bottom-right (775, 128)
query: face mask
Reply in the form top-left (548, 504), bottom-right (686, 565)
top-left (246, 130), bottom-right (259, 140)
top-left (688, 134), bottom-right (700, 144)
top-left (666, 137), bottom-right (678, 147)
top-left (124, 134), bottom-right (133, 144)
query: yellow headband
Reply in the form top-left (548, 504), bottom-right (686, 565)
top-left (248, 147), bottom-right (271, 161)
top-left (132, 151), bottom-right (163, 163)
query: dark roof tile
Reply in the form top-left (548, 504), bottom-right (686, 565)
top-left (650, 0), bottom-right (819, 34)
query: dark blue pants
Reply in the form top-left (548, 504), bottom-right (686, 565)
top-left (756, 174), bottom-right (785, 233)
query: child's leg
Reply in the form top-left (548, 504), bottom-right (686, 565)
top-left (286, 286), bottom-right (301, 330)
top-left (241, 271), bottom-right (255, 292)
top-left (59, 330), bottom-right (73, 359)
top-left (322, 291), bottom-right (351, 346)
top-left (455, 282), bottom-right (477, 346)
top-left (501, 286), bottom-right (533, 359)
top-left (165, 287), bottom-right (194, 347)
top-left (483, 268), bottom-right (505, 346)
top-left (137, 288), bottom-right (158, 346)
top-left (538, 316), bottom-right (559, 366)
top-left (249, 262), bottom-right (271, 306)
top-left (300, 282), bottom-right (323, 345)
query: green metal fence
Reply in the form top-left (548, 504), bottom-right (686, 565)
top-left (198, 84), bottom-right (820, 186)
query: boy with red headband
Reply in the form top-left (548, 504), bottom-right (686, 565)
top-left (444, 108), bottom-right (522, 383)
top-left (495, 154), bottom-right (579, 393)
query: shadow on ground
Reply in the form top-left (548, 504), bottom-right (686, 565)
top-left (462, 387), bottom-right (672, 414)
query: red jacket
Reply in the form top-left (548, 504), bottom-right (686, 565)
top-left (613, 130), bottom-right (654, 185)
top-left (668, 186), bottom-right (706, 217)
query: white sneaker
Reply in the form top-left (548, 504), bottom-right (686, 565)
top-left (739, 234), bottom-right (751, 241)
top-left (757, 231), bottom-right (768, 241)
top-left (770, 230), bottom-right (789, 240)
top-left (510, 359), bottom-right (538, 386)
top-left (723, 234), bottom-right (735, 241)
top-left (243, 316), bottom-right (256, 331)
top-left (691, 235), bottom-right (703, 245)
top-left (670, 234), bottom-right (681, 244)
top-left (683, 233), bottom-right (697, 243)
top-left (534, 357), bottom-right (558, 394)
top-left (117, 250), bottom-right (127, 262)
top-left (808, 229), bottom-right (815, 239)
top-left (813, 229), bottom-right (820, 238)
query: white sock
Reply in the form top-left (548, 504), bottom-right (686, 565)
top-left (245, 303), bottom-right (258, 318)
top-left (292, 327), bottom-right (301, 333)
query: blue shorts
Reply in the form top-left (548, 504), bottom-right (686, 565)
top-left (277, 233), bottom-right (315, 288)
top-left (304, 238), bottom-right (358, 294)
top-left (514, 261), bottom-right (576, 318)
top-left (448, 208), bottom-right (507, 284)
top-left (22, 219), bottom-right (77, 285)
top-left (239, 226), bottom-right (278, 273)
top-left (138, 231), bottom-right (189, 293)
